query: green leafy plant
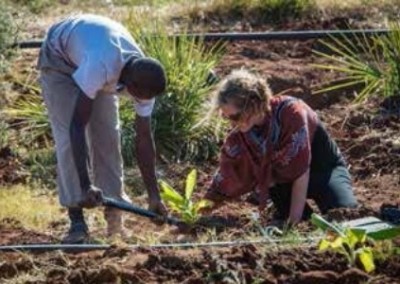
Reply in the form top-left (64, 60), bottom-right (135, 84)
top-left (313, 22), bottom-right (400, 102)
top-left (0, 6), bottom-right (18, 71)
top-left (319, 227), bottom-right (375, 273)
top-left (159, 169), bottom-right (213, 224)
top-left (12, 0), bottom-right (53, 14)
top-left (2, 94), bottom-right (51, 148)
top-left (119, 97), bottom-right (136, 167)
top-left (125, 12), bottom-right (225, 162)
top-left (23, 147), bottom-right (57, 188)
top-left (312, 213), bottom-right (375, 273)
top-left (183, 0), bottom-right (314, 25)
top-left (0, 121), bottom-right (10, 149)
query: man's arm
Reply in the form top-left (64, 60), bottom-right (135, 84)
top-left (135, 115), bottom-right (167, 215)
top-left (70, 91), bottom-right (93, 193)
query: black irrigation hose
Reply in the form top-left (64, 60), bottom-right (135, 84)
top-left (12, 29), bottom-right (390, 49)
top-left (0, 238), bottom-right (319, 252)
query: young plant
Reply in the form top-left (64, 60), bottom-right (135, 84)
top-left (312, 213), bottom-right (375, 273)
top-left (159, 169), bottom-right (212, 224)
top-left (319, 227), bottom-right (375, 273)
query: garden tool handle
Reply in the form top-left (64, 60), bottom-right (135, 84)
top-left (102, 196), bottom-right (182, 226)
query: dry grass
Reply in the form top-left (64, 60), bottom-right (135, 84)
top-left (0, 185), bottom-right (63, 231)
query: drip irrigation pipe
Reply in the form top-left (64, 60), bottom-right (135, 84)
top-left (12, 29), bottom-right (390, 49)
top-left (0, 237), bottom-right (322, 252)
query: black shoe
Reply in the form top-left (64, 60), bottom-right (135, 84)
top-left (62, 222), bottom-right (89, 244)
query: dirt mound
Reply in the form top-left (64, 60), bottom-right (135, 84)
top-left (0, 147), bottom-right (25, 185)
top-left (326, 206), bottom-right (378, 222)
top-left (0, 218), bottom-right (57, 245)
top-left (1, 244), bottom-right (398, 283)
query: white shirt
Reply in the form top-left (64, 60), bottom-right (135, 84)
top-left (48, 14), bottom-right (155, 117)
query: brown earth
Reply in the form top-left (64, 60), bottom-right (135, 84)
top-left (1, 12), bottom-right (400, 284)
top-left (0, 147), bottom-right (25, 185)
top-left (0, 244), bottom-right (399, 283)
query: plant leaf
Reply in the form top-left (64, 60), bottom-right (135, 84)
top-left (348, 228), bottom-right (367, 248)
top-left (194, 199), bottom-right (213, 212)
top-left (331, 237), bottom-right (344, 249)
top-left (185, 169), bottom-right (197, 199)
top-left (159, 180), bottom-right (185, 205)
top-left (319, 239), bottom-right (331, 251)
top-left (357, 248), bottom-right (376, 273)
top-left (311, 213), bottom-right (345, 237)
top-left (166, 201), bottom-right (184, 213)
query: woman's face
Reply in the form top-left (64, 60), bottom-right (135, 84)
top-left (220, 103), bottom-right (261, 132)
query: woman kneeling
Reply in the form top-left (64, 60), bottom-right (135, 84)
top-left (204, 69), bottom-right (358, 225)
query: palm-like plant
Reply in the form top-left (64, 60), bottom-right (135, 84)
top-left (312, 22), bottom-right (400, 102)
top-left (2, 94), bottom-right (51, 148)
top-left (125, 12), bottom-right (225, 162)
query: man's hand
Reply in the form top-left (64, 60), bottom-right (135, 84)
top-left (79, 185), bottom-right (104, 208)
top-left (148, 197), bottom-right (168, 225)
top-left (148, 197), bottom-right (168, 216)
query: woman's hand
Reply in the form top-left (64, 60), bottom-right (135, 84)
top-left (199, 200), bottom-right (223, 215)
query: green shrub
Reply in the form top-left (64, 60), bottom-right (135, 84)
top-left (125, 12), bottom-right (225, 162)
top-left (0, 121), bottom-right (10, 149)
top-left (184, 0), bottom-right (315, 24)
top-left (0, 7), bottom-right (18, 71)
top-left (120, 97), bottom-right (136, 167)
top-left (257, 0), bottom-right (314, 22)
top-left (111, 0), bottom-right (175, 6)
top-left (2, 94), bottom-right (51, 149)
top-left (313, 22), bottom-right (400, 102)
top-left (23, 147), bottom-right (57, 188)
top-left (13, 0), bottom-right (53, 14)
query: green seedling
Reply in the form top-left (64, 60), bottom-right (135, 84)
top-left (319, 227), bottom-right (375, 273)
top-left (159, 169), bottom-right (213, 225)
top-left (312, 213), bottom-right (375, 273)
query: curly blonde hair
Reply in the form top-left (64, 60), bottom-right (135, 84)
top-left (195, 69), bottom-right (273, 130)
top-left (215, 69), bottom-right (272, 115)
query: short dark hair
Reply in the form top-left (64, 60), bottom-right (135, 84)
top-left (121, 57), bottom-right (167, 97)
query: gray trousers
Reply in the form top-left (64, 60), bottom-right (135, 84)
top-left (38, 34), bottom-right (130, 208)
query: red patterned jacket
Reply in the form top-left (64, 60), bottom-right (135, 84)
top-left (205, 96), bottom-right (319, 210)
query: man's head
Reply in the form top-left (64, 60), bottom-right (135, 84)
top-left (120, 57), bottom-right (167, 99)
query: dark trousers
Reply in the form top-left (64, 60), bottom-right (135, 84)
top-left (269, 123), bottom-right (358, 219)
top-left (269, 165), bottom-right (358, 219)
